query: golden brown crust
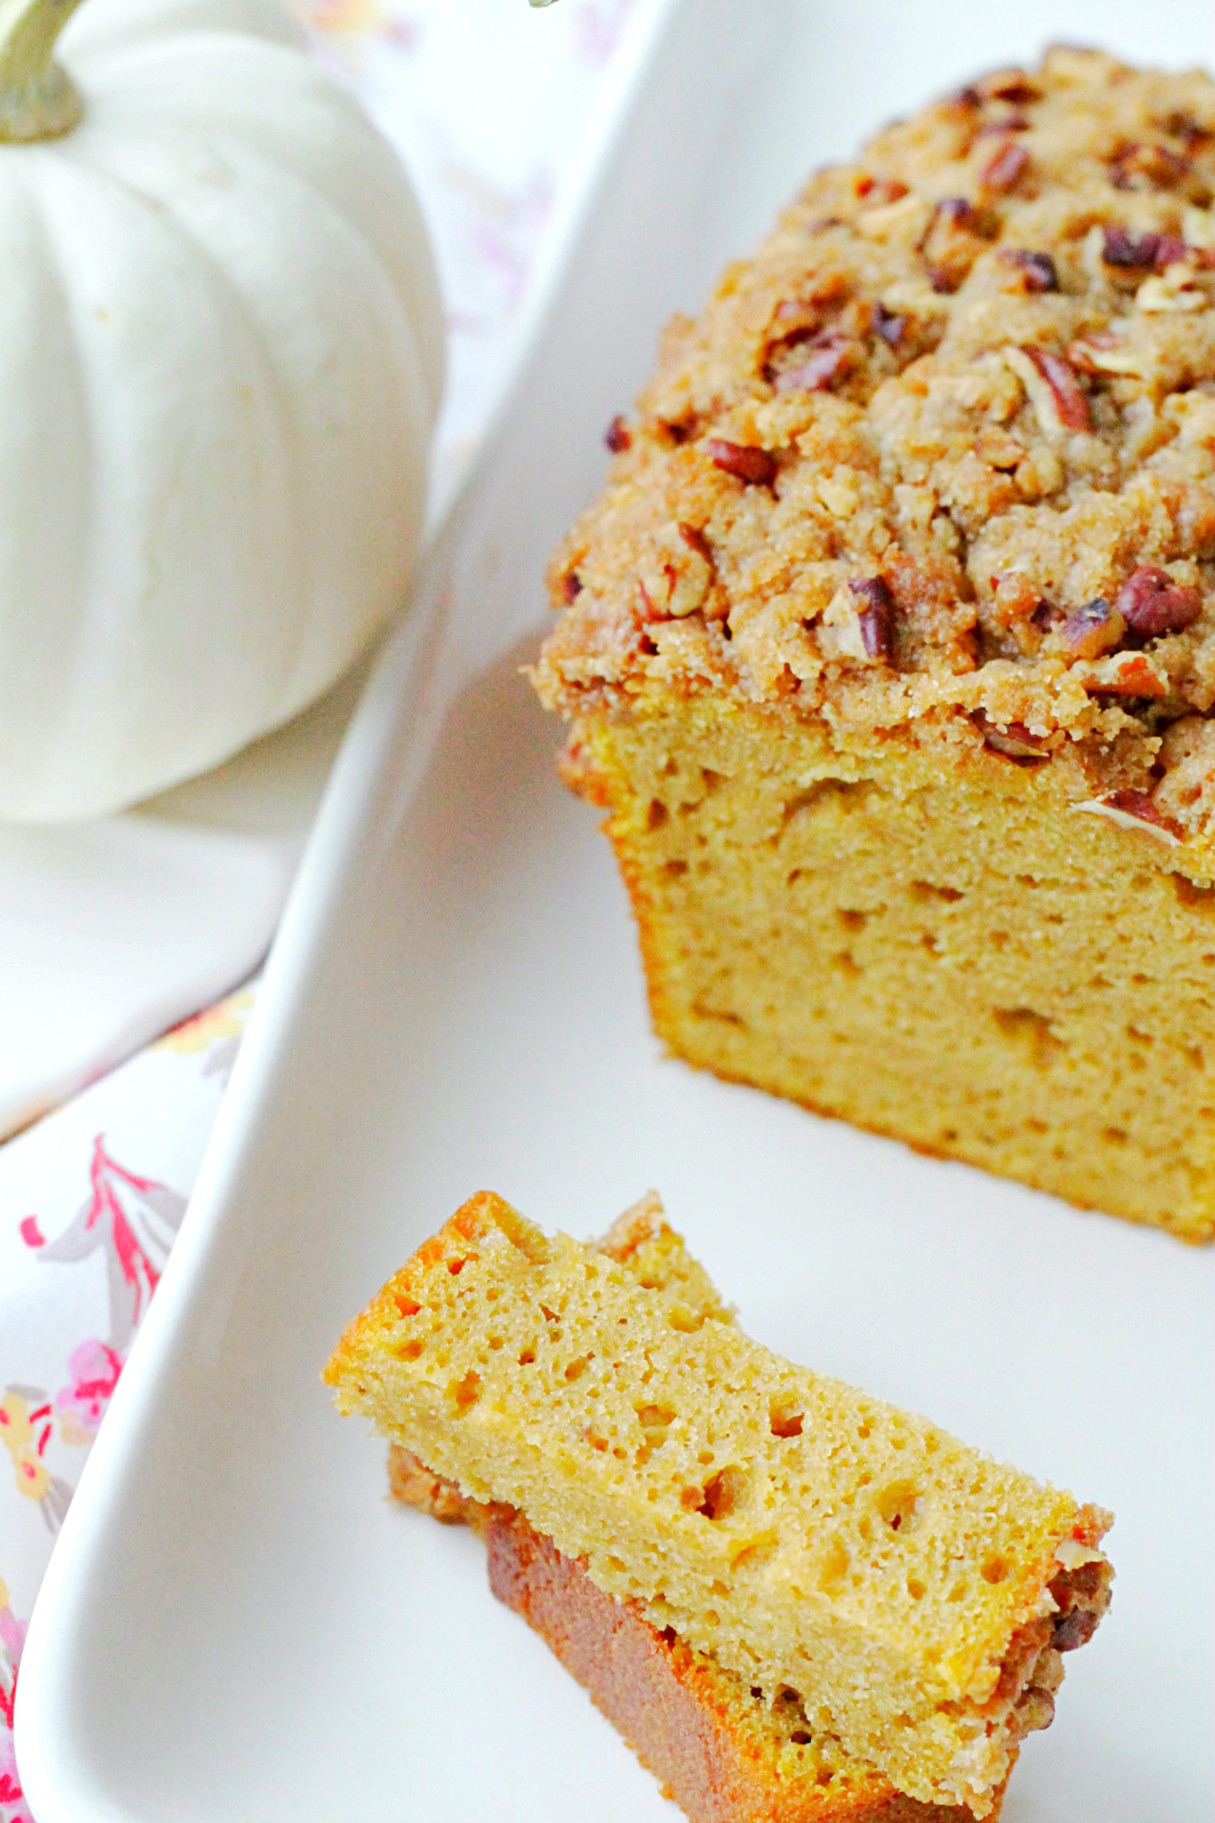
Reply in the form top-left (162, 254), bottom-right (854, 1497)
top-left (533, 50), bottom-right (1215, 841)
top-left (486, 1509), bottom-right (990, 1823)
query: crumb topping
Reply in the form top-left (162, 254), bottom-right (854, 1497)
top-left (534, 49), bottom-right (1215, 841)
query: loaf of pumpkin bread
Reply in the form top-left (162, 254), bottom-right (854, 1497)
top-left (383, 1196), bottom-right (1003, 1821)
top-left (324, 1192), bottom-right (1112, 1815)
top-left (531, 48), bottom-right (1215, 1241)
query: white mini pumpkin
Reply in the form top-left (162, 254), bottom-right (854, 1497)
top-left (0, 0), bottom-right (443, 821)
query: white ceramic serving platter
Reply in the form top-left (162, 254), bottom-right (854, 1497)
top-left (0, 656), bottom-right (364, 1141)
top-left (17, 2), bottom-right (1215, 1818)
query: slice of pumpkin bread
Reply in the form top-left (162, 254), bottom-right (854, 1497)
top-left (531, 48), bottom-right (1215, 1241)
top-left (383, 1198), bottom-right (1005, 1821)
top-left (391, 1451), bottom-right (998, 1822)
top-left (324, 1193), bottom-right (1111, 1815)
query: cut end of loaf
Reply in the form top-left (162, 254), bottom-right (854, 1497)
top-left (568, 699), bottom-right (1215, 1242)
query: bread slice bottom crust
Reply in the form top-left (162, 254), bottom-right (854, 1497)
top-left (389, 1445), bottom-right (1002, 1823)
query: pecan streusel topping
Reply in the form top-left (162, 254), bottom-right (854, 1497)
top-left (534, 48), bottom-right (1215, 836)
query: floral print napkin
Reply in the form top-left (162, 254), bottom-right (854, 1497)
top-left (0, 4), bottom-right (636, 1813)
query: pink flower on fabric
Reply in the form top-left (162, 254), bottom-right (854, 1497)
top-left (1, 1585), bottom-right (27, 1814)
top-left (33, 1136), bottom-right (187, 1351)
top-left (0, 1729), bottom-right (20, 1805)
top-left (0, 1668), bottom-right (19, 1808)
top-left (55, 1340), bottom-right (123, 1437)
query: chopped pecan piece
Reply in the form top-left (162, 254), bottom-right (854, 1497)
top-left (1116, 565), bottom-right (1203, 637)
top-left (1032, 350), bottom-right (1091, 429)
top-left (1135, 267), bottom-right (1206, 313)
top-left (974, 712), bottom-right (1050, 761)
top-left (981, 141), bottom-right (1030, 192)
top-left (1059, 597), bottom-right (1126, 659)
top-left (1050, 1558), bottom-right (1107, 1600)
top-left (1017, 1688), bottom-right (1056, 1733)
top-left (1053, 1608), bottom-right (1100, 1653)
top-left (1065, 335), bottom-right (1109, 374)
top-left (665, 524), bottom-right (714, 619)
top-left (1075, 791), bottom-right (1183, 842)
top-left (638, 523), bottom-right (715, 622)
top-left (635, 579), bottom-right (659, 621)
top-left (1013, 346), bottom-right (1092, 432)
top-left (1167, 109), bottom-right (1215, 151)
top-left (872, 301), bottom-right (906, 346)
top-left (1084, 652), bottom-right (1168, 698)
top-left (1110, 140), bottom-right (1192, 190)
top-left (1066, 332), bottom-right (1140, 376)
top-left (1152, 233), bottom-right (1190, 268)
top-left (704, 439), bottom-right (776, 486)
top-left (1101, 226), bottom-right (1186, 269)
top-left (678, 523), bottom-right (712, 564)
top-left (561, 571), bottom-right (583, 604)
top-left (849, 577), bottom-right (896, 661)
top-left (924, 196), bottom-right (991, 293)
top-left (604, 415), bottom-right (631, 454)
top-left (999, 248), bottom-right (1059, 292)
top-left (773, 333), bottom-right (854, 393)
top-left (980, 73), bottom-right (1041, 106)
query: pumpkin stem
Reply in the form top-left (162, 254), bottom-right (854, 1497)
top-left (0, 0), bottom-right (85, 142)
